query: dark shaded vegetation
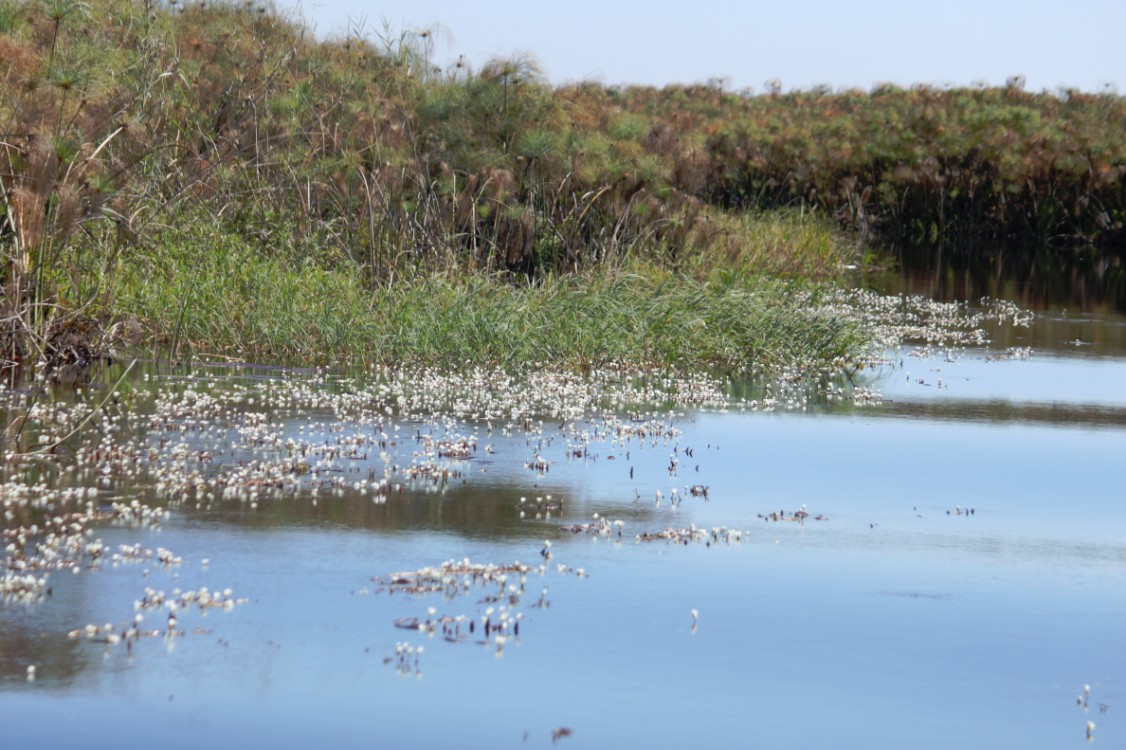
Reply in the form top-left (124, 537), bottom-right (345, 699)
top-left (887, 239), bottom-right (1126, 314)
top-left (697, 83), bottom-right (1126, 247)
top-left (1, 0), bottom-right (1123, 370)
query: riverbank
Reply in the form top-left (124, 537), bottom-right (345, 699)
top-left (3, 0), bottom-right (1122, 375)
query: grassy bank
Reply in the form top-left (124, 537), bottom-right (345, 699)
top-left (109, 218), bottom-right (861, 371)
top-left (4, 0), bottom-right (1119, 374)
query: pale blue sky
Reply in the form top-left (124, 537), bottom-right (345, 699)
top-left (293, 0), bottom-right (1124, 93)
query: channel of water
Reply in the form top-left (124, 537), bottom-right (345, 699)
top-left (2, 266), bottom-right (1123, 749)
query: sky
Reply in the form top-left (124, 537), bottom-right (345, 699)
top-left (291, 0), bottom-right (1125, 94)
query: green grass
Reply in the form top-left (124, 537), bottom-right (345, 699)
top-left (12, 0), bottom-right (1111, 376)
top-left (110, 220), bottom-right (863, 372)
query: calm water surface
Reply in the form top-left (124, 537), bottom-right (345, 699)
top-left (2, 294), bottom-right (1124, 749)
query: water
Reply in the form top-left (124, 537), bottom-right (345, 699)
top-left (872, 240), bottom-right (1126, 316)
top-left (2, 291), bottom-right (1124, 748)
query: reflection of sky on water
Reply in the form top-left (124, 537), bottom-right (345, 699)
top-left (4, 501), bottom-right (1121, 748)
top-left (3, 341), bottom-right (1124, 748)
top-left (877, 347), bottom-right (1126, 412)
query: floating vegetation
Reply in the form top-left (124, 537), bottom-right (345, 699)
top-left (63, 585), bottom-right (247, 655)
top-left (851, 386), bottom-right (884, 406)
top-left (526, 453), bottom-right (552, 474)
top-left (756, 507), bottom-right (828, 524)
top-left (1076, 683), bottom-right (1110, 717)
top-left (2, 493), bottom-right (170, 577)
top-left (986, 347), bottom-right (1034, 362)
top-left (373, 560), bottom-right (537, 597)
top-left (816, 290), bottom-right (1034, 356)
top-left (133, 586), bottom-right (248, 615)
top-left (385, 642), bottom-right (424, 677)
top-left (370, 552), bottom-right (592, 668)
top-left (67, 620), bottom-right (213, 650)
top-left (429, 436), bottom-right (476, 459)
top-left (395, 605), bottom-right (522, 644)
top-left (0, 571), bottom-right (50, 604)
top-left (0, 287), bottom-right (1038, 691)
top-left (9, 363), bottom-right (822, 602)
top-left (110, 544), bottom-right (182, 567)
top-left (637, 524), bottom-right (746, 545)
top-left (0, 297), bottom-right (1030, 599)
top-left (558, 515), bottom-right (625, 540)
top-left (517, 495), bottom-right (563, 517)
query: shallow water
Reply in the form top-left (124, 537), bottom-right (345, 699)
top-left (2, 300), bottom-right (1124, 748)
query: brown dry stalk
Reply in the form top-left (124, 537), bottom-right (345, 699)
top-left (51, 182), bottom-right (81, 242)
top-left (8, 185), bottom-right (43, 270)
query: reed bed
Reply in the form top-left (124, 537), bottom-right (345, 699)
top-left (112, 221), bottom-right (861, 370)
top-left (3, 0), bottom-right (1118, 375)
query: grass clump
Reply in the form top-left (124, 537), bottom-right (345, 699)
top-left (112, 219), bottom-right (860, 372)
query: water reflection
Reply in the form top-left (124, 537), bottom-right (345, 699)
top-left (872, 396), bottom-right (1126, 428)
top-left (870, 240), bottom-right (1126, 315)
top-left (0, 575), bottom-right (101, 687)
top-left (2, 287), bottom-right (1125, 748)
top-left (186, 481), bottom-right (670, 540)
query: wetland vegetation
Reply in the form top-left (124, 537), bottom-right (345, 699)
top-left (3, 298), bottom-right (1123, 748)
top-left (2, 0), bottom-right (1124, 374)
top-left (2, 2), bottom-right (1125, 748)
